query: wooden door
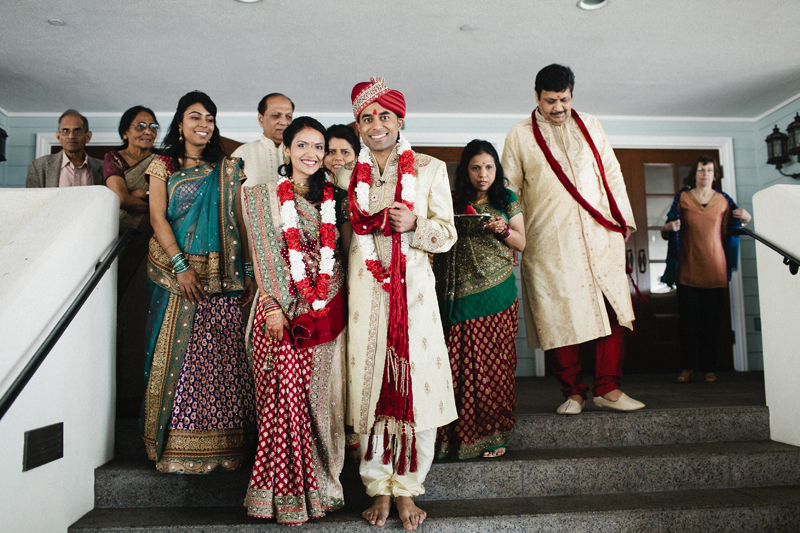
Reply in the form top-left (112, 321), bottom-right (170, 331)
top-left (615, 148), bottom-right (733, 371)
top-left (411, 146), bottom-right (462, 190)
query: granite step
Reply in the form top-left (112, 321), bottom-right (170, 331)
top-left (113, 406), bottom-right (770, 461)
top-left (96, 440), bottom-right (800, 508)
top-left (70, 485), bottom-right (800, 532)
top-left (507, 406), bottom-right (769, 450)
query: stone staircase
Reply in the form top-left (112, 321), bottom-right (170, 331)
top-left (70, 404), bottom-right (800, 532)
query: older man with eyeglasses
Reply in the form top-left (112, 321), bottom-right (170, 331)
top-left (26, 109), bottom-right (104, 188)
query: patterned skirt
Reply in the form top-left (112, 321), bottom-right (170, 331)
top-left (151, 294), bottom-right (256, 474)
top-left (436, 299), bottom-right (518, 459)
top-left (245, 305), bottom-right (346, 525)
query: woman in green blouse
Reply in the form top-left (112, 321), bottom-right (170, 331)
top-left (434, 139), bottom-right (526, 459)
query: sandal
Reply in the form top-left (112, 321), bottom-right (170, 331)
top-left (704, 372), bottom-right (717, 383)
top-left (677, 370), bottom-right (692, 383)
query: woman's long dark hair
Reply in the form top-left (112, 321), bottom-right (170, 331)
top-left (160, 91), bottom-right (226, 167)
top-left (117, 105), bottom-right (158, 150)
top-left (453, 139), bottom-right (509, 213)
top-left (278, 116), bottom-right (329, 204)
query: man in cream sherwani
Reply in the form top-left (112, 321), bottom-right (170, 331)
top-left (232, 93), bottom-right (294, 187)
top-left (502, 64), bottom-right (645, 416)
top-left (335, 77), bottom-right (457, 531)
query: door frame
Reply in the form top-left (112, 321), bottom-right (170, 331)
top-left (608, 135), bottom-right (747, 371)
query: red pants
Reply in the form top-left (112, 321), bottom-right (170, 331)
top-left (546, 299), bottom-right (626, 399)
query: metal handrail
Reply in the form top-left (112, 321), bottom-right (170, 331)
top-left (734, 226), bottom-right (800, 275)
top-left (0, 229), bottom-right (132, 422)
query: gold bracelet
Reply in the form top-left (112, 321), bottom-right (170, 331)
top-left (263, 309), bottom-right (283, 318)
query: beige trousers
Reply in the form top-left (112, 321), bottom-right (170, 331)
top-left (359, 428), bottom-right (435, 498)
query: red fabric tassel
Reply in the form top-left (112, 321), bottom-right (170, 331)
top-left (409, 428), bottom-right (418, 473)
top-left (364, 426), bottom-right (375, 462)
top-left (381, 423), bottom-right (392, 465)
top-left (397, 426), bottom-right (408, 475)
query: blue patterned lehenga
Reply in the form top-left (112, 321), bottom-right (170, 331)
top-left (140, 155), bottom-right (256, 474)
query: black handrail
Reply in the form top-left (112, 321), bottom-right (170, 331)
top-left (0, 229), bottom-right (133, 422)
top-left (734, 226), bottom-right (800, 275)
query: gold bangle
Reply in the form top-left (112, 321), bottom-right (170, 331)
top-left (263, 309), bottom-right (283, 318)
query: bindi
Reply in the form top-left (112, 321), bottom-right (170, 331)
top-left (371, 108), bottom-right (378, 115)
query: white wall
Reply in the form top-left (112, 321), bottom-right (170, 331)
top-left (0, 186), bottom-right (118, 533)
top-left (752, 185), bottom-right (800, 447)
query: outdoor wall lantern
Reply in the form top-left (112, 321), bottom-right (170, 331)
top-left (765, 113), bottom-right (800, 178)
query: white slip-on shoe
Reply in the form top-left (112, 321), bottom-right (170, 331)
top-left (556, 398), bottom-right (583, 415)
top-left (593, 392), bottom-right (645, 411)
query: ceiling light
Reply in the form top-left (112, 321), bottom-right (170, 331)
top-left (577, 0), bottom-right (608, 10)
top-left (235, 0), bottom-right (262, 3)
top-left (48, 19), bottom-right (66, 26)
top-left (459, 24), bottom-right (478, 31)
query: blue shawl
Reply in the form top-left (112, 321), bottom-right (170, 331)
top-left (661, 187), bottom-right (740, 287)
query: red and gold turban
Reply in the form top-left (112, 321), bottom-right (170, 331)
top-left (351, 77), bottom-right (406, 120)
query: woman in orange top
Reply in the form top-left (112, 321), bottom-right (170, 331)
top-left (661, 155), bottom-right (750, 383)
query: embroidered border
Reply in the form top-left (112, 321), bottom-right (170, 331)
top-left (245, 488), bottom-right (343, 523)
top-left (142, 293), bottom-right (197, 460)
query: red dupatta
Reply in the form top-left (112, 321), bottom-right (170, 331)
top-left (531, 109), bottom-right (647, 304)
top-left (531, 109), bottom-right (627, 234)
top-left (347, 153), bottom-right (417, 474)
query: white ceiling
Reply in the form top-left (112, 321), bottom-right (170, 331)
top-left (2, 0), bottom-right (800, 118)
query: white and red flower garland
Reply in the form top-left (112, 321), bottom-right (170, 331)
top-left (353, 135), bottom-right (416, 291)
top-left (276, 177), bottom-right (337, 317)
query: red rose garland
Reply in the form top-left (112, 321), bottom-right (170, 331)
top-left (277, 177), bottom-right (337, 317)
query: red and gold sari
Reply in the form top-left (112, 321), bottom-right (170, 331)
top-left (242, 182), bottom-right (347, 525)
top-left (434, 189), bottom-right (522, 459)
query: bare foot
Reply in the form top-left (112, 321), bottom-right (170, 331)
top-left (396, 496), bottom-right (426, 531)
top-left (483, 447), bottom-right (506, 458)
top-left (363, 494), bottom-right (391, 527)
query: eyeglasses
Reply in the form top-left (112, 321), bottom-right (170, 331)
top-left (58, 128), bottom-right (85, 136)
top-left (696, 168), bottom-right (715, 174)
top-left (133, 122), bottom-right (159, 132)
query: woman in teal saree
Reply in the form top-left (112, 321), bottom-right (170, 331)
top-left (141, 91), bottom-right (256, 474)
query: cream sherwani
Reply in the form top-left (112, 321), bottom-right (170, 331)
top-left (231, 135), bottom-right (283, 188)
top-left (336, 147), bottom-right (458, 436)
top-left (501, 110), bottom-right (636, 351)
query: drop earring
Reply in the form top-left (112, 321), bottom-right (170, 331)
top-left (179, 127), bottom-right (184, 143)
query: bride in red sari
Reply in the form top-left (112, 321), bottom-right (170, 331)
top-left (242, 117), bottom-right (351, 525)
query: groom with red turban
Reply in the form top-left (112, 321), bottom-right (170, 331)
top-left (335, 77), bottom-right (457, 531)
